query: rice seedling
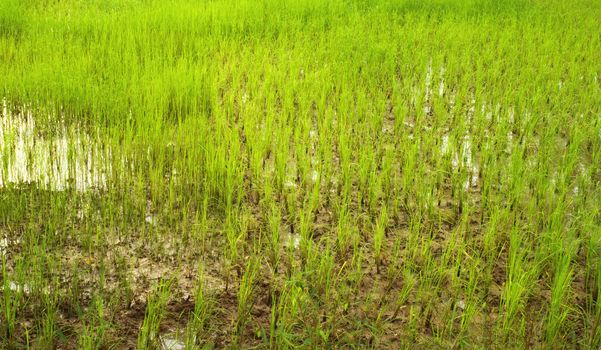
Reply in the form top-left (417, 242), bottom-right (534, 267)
top-left (137, 279), bottom-right (173, 349)
top-left (185, 264), bottom-right (215, 347)
top-left (1, 257), bottom-right (19, 344)
top-left (0, 0), bottom-right (599, 348)
top-left (234, 257), bottom-right (259, 341)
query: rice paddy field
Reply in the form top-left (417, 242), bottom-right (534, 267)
top-left (0, 0), bottom-right (600, 348)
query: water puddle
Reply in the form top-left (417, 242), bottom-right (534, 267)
top-left (145, 200), bottom-right (157, 225)
top-left (1, 100), bottom-right (111, 192)
top-left (0, 237), bottom-right (21, 257)
top-left (1, 281), bottom-right (31, 294)
top-left (282, 229), bottom-right (300, 249)
top-left (0, 238), bottom-right (8, 257)
top-left (160, 333), bottom-right (185, 350)
top-left (145, 214), bottom-right (156, 225)
top-left (440, 133), bottom-right (479, 191)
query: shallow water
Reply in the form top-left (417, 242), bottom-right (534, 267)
top-left (282, 229), bottom-right (300, 249)
top-left (160, 333), bottom-right (185, 350)
top-left (0, 100), bottom-right (110, 192)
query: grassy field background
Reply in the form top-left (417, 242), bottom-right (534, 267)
top-left (1, 0), bottom-right (600, 348)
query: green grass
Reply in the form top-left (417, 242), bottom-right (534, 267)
top-left (1, 0), bottom-right (600, 348)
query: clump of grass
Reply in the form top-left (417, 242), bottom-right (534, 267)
top-left (1, 257), bottom-right (20, 344)
top-left (137, 279), bottom-right (172, 349)
top-left (0, 0), bottom-right (26, 38)
top-left (234, 257), bottom-right (259, 341)
top-left (185, 264), bottom-right (215, 347)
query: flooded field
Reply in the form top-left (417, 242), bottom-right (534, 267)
top-left (1, 0), bottom-right (600, 349)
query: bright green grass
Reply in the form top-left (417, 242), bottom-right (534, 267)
top-left (1, 0), bottom-right (600, 348)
